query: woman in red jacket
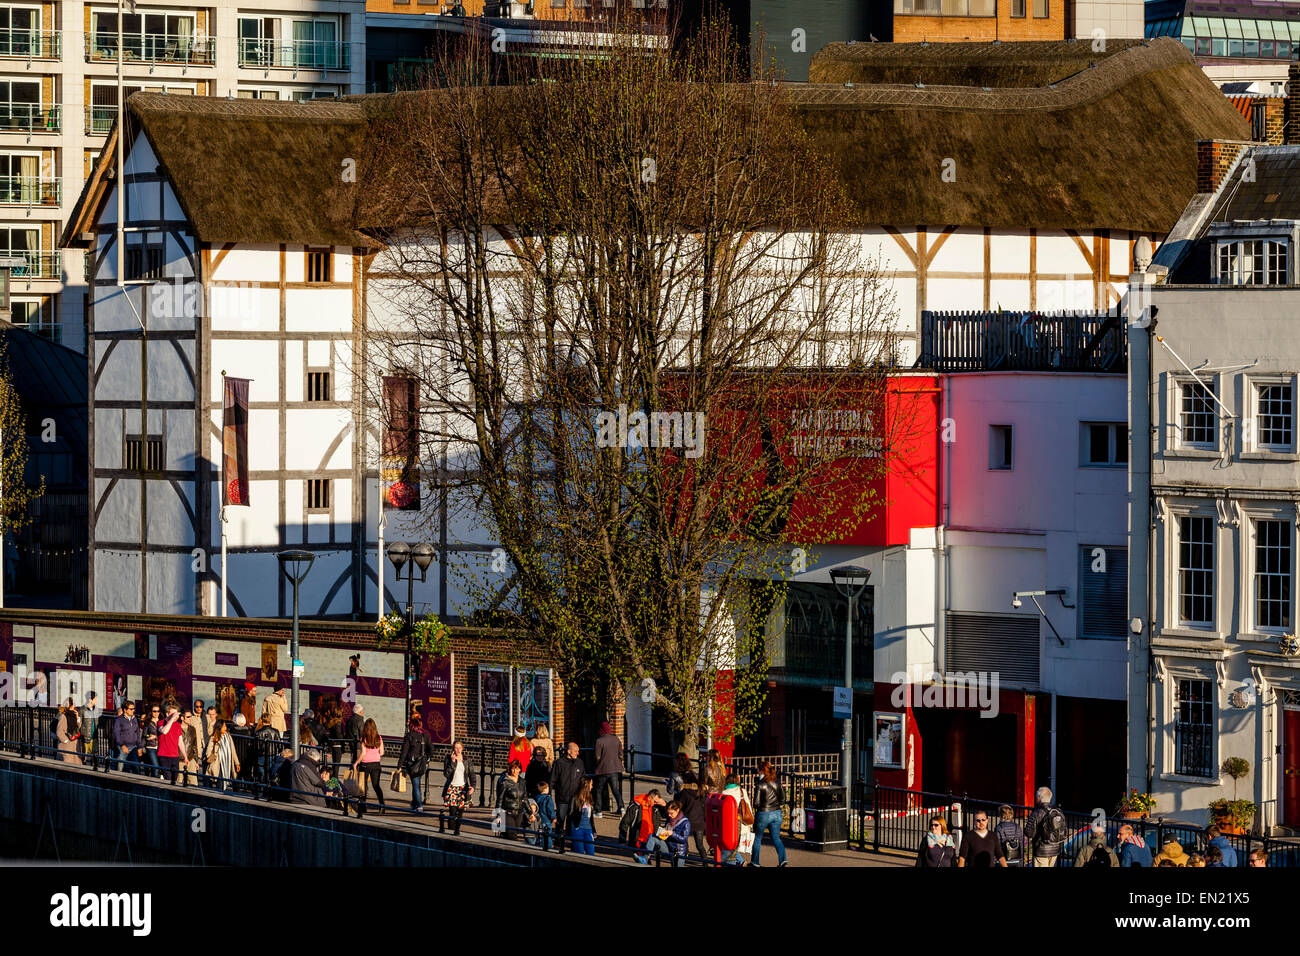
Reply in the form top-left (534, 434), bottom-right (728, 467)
top-left (506, 724), bottom-right (532, 771)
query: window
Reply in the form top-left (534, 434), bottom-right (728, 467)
top-left (236, 89), bottom-right (280, 100)
top-left (1178, 380), bottom-right (1216, 449)
top-left (306, 248), bottom-right (332, 283)
top-left (240, 15), bottom-right (341, 69)
top-left (1253, 382), bottom-right (1294, 451)
top-left (1078, 546), bottom-right (1128, 639)
top-left (1216, 239), bottom-right (1289, 285)
top-left (10, 298), bottom-right (52, 338)
top-left (90, 9), bottom-right (196, 61)
top-left (1174, 678), bottom-right (1214, 778)
top-left (1032, 0), bottom-right (1047, 16)
top-left (0, 222), bottom-right (37, 272)
top-left (306, 370), bottom-right (332, 402)
top-left (988, 424), bottom-right (1013, 470)
top-left (1081, 422), bottom-right (1128, 466)
top-left (124, 435), bottom-right (164, 472)
top-left (306, 478), bottom-right (331, 511)
top-left (125, 233), bottom-right (164, 281)
top-left (0, 78), bottom-right (41, 131)
top-left (1178, 515), bottom-right (1215, 626)
top-left (1254, 518), bottom-right (1291, 630)
top-left (1012, 0), bottom-right (1025, 16)
top-left (0, 7), bottom-right (39, 57)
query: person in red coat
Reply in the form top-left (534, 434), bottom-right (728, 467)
top-left (507, 724), bottom-right (532, 771)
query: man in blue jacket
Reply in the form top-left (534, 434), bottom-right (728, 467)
top-left (113, 701), bottom-right (143, 772)
top-left (1205, 825), bottom-right (1238, 868)
top-left (1117, 823), bottom-right (1153, 867)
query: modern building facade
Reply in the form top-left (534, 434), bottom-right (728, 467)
top-left (1146, 0), bottom-right (1300, 95)
top-left (0, 0), bottom-right (364, 353)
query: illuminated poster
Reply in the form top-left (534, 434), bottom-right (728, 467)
top-left (477, 665), bottom-right (511, 736)
top-left (874, 712), bottom-right (903, 769)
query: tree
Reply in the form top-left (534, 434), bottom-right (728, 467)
top-left (0, 333), bottom-right (42, 569)
top-left (359, 15), bottom-right (916, 749)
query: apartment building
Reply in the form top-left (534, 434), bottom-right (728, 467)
top-left (1146, 0), bottom-right (1300, 95)
top-left (0, 0), bottom-right (363, 352)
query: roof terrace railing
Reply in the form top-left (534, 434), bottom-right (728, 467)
top-left (918, 309), bottom-right (1127, 373)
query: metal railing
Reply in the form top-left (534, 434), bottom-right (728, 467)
top-left (0, 30), bottom-right (60, 59)
top-left (918, 309), bottom-right (1127, 373)
top-left (0, 176), bottom-right (59, 206)
top-left (4, 251), bottom-right (60, 279)
top-left (0, 103), bottom-right (59, 132)
top-left (85, 33), bottom-right (215, 66)
top-left (238, 38), bottom-right (349, 71)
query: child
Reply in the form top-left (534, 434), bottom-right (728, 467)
top-left (534, 780), bottom-right (556, 850)
top-left (637, 800), bottom-right (691, 867)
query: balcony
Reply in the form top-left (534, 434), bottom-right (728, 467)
top-left (0, 176), bottom-right (60, 206)
top-left (0, 29), bottom-right (61, 60)
top-left (85, 105), bottom-right (115, 135)
top-left (917, 309), bottom-right (1127, 373)
top-left (0, 103), bottom-right (59, 133)
top-left (238, 38), bottom-right (349, 71)
top-left (4, 251), bottom-right (61, 280)
top-left (85, 33), bottom-right (215, 66)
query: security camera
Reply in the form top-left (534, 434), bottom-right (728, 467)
top-left (1011, 596), bottom-right (1022, 609)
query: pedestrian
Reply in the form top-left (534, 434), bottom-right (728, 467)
top-left (1117, 823), bottom-right (1152, 867)
top-left (290, 748), bottom-right (332, 807)
top-left (568, 777), bottom-right (596, 856)
top-left (1154, 837), bottom-right (1190, 867)
top-left (186, 699), bottom-right (212, 771)
top-left (179, 718), bottom-right (201, 787)
top-left (240, 682), bottom-right (258, 729)
top-left (665, 751), bottom-right (691, 800)
top-left (916, 815), bottom-right (957, 867)
top-left (352, 717), bottom-right (386, 814)
top-left (524, 745), bottom-right (550, 797)
top-left (751, 761), bottom-right (787, 868)
top-left (1248, 848), bottom-right (1267, 867)
top-left (593, 720), bottom-right (624, 818)
top-left (208, 719), bottom-right (241, 790)
top-left (531, 722), bottom-right (554, 766)
top-left (113, 701), bottom-right (143, 772)
top-left (320, 701), bottom-right (345, 778)
top-left (623, 788), bottom-right (667, 852)
top-left (958, 809), bottom-right (1007, 868)
top-left (442, 739), bottom-right (476, 835)
top-left (398, 714), bottom-right (434, 812)
top-left (549, 740), bottom-right (585, 831)
top-left (1204, 825), bottom-right (1238, 868)
top-left (254, 714), bottom-right (281, 787)
top-left (507, 723), bottom-right (532, 772)
top-left (157, 703), bottom-right (183, 784)
top-left (55, 698), bottom-right (83, 764)
top-left (495, 759), bottom-right (528, 838)
top-left (1187, 853), bottom-right (1206, 868)
top-left (345, 704), bottom-right (365, 764)
top-left (82, 691), bottom-right (99, 757)
top-left (994, 805), bottom-right (1025, 867)
top-left (1022, 786), bottom-right (1068, 868)
top-left (1205, 846), bottom-right (1226, 867)
top-left (676, 772), bottom-right (709, 862)
top-left (262, 686), bottom-right (289, 734)
top-left (1074, 824), bottom-right (1119, 867)
top-left (701, 749), bottom-right (728, 792)
top-left (535, 780), bottom-right (557, 850)
top-left (142, 704), bottom-right (162, 777)
top-left (638, 800), bottom-right (691, 866)
top-left (720, 774), bottom-right (754, 866)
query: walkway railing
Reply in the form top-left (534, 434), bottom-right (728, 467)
top-left (85, 33), bottom-right (215, 66)
top-left (0, 30), bottom-right (60, 59)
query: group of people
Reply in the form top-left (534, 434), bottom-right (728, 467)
top-left (916, 786), bottom-right (1269, 868)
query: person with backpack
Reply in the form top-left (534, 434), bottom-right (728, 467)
top-left (1074, 824), bottom-right (1119, 867)
top-left (994, 805), bottom-right (1025, 867)
top-left (55, 698), bottom-right (83, 764)
top-left (957, 810), bottom-right (1006, 867)
top-left (398, 714), bottom-right (434, 812)
top-left (1022, 786), bottom-right (1068, 868)
top-left (1117, 823), bottom-right (1153, 867)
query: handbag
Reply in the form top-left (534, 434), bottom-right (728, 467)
top-left (391, 770), bottom-right (408, 793)
top-left (740, 798), bottom-right (755, 827)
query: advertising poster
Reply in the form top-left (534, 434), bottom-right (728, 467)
top-left (414, 654), bottom-right (454, 745)
top-left (515, 667), bottom-right (552, 732)
top-left (873, 712), bottom-right (904, 769)
top-left (477, 665), bottom-right (511, 735)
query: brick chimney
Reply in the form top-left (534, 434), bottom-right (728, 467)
top-left (1287, 62), bottom-right (1300, 146)
top-left (1197, 140), bottom-right (1247, 193)
top-left (1250, 97), bottom-right (1285, 144)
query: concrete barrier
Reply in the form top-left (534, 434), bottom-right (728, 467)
top-left (0, 755), bottom-right (609, 867)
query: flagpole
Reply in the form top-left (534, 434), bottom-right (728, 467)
top-left (221, 505), bottom-right (228, 617)
top-left (220, 370), bottom-right (227, 617)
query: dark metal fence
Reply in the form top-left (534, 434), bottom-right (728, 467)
top-left (919, 309), bottom-right (1126, 373)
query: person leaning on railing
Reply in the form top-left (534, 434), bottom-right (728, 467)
top-left (55, 698), bottom-right (83, 765)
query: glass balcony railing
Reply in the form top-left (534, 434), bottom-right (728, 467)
top-left (238, 38), bottom-right (349, 71)
top-left (85, 105), bottom-right (115, 135)
top-left (4, 251), bottom-right (62, 280)
top-left (0, 103), bottom-right (59, 132)
top-left (86, 33), bottom-right (215, 66)
top-left (0, 29), bottom-right (61, 59)
top-left (0, 176), bottom-right (60, 206)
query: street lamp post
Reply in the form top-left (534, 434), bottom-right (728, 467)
top-left (830, 564), bottom-right (871, 793)
top-left (387, 541), bottom-right (434, 724)
top-left (276, 549), bottom-right (315, 758)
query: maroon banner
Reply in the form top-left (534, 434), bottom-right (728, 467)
top-left (222, 376), bottom-right (250, 506)
top-left (413, 654), bottom-right (453, 745)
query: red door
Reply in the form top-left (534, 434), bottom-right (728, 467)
top-left (1285, 710), bottom-right (1300, 825)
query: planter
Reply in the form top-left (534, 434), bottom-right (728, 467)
top-left (1119, 810), bottom-right (1146, 821)
top-left (1212, 814), bottom-right (1243, 835)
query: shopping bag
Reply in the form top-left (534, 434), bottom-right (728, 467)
top-left (391, 770), bottom-right (407, 794)
top-left (738, 829), bottom-right (755, 855)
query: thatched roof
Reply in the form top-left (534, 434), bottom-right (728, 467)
top-left (64, 38), bottom-right (1249, 247)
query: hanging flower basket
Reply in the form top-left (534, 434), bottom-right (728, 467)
top-left (410, 614), bottom-right (452, 658)
top-left (375, 611), bottom-right (405, 643)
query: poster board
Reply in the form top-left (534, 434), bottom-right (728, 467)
top-left (873, 711), bottom-right (904, 769)
top-left (477, 665), bottom-right (512, 736)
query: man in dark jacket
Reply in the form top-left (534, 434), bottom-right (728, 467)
top-left (495, 761), bottom-right (528, 839)
top-left (1022, 787), bottom-right (1067, 867)
top-left (345, 705), bottom-right (365, 762)
top-left (1205, 826), bottom-right (1238, 868)
top-left (113, 702), bottom-right (143, 773)
top-left (592, 721), bottom-right (624, 817)
top-left (289, 751), bottom-right (331, 808)
top-left (524, 746), bottom-right (550, 797)
top-left (549, 741), bottom-right (585, 833)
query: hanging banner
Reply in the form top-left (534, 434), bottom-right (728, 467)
top-left (414, 654), bottom-right (454, 745)
top-left (381, 375), bottom-right (420, 511)
top-left (223, 376), bottom-right (250, 506)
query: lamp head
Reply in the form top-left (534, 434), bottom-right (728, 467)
top-left (412, 543), bottom-right (435, 577)
top-left (828, 564), bottom-right (871, 596)
top-left (387, 540), bottom-right (411, 572)
top-left (276, 549), bottom-right (315, 585)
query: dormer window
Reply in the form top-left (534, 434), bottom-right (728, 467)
top-left (1215, 237), bottom-right (1289, 286)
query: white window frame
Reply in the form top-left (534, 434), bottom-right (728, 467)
top-left (1240, 506), bottom-right (1296, 636)
top-left (1169, 507), bottom-right (1217, 631)
top-left (1167, 374), bottom-right (1221, 455)
top-left (1079, 421), bottom-right (1127, 467)
top-left (1244, 375), bottom-right (1297, 457)
top-left (1214, 237), bottom-right (1289, 286)
top-left (1159, 663), bottom-right (1219, 784)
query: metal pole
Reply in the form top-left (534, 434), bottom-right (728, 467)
top-left (220, 506), bottom-right (227, 616)
top-left (843, 593), bottom-right (853, 791)
top-left (115, 0), bottom-right (124, 287)
top-left (405, 566), bottom-right (414, 724)
top-left (290, 577), bottom-right (300, 758)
